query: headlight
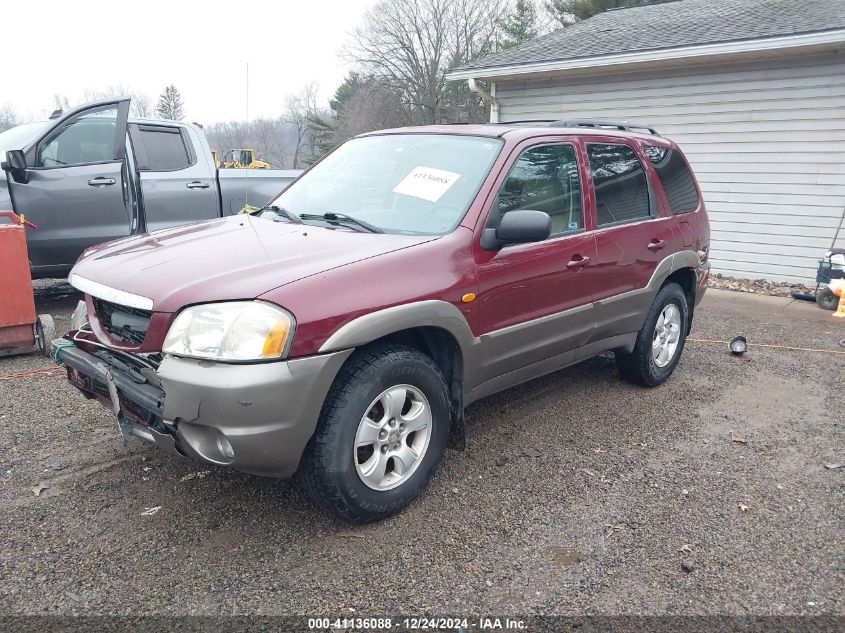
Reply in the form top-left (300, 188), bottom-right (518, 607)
top-left (162, 302), bottom-right (294, 361)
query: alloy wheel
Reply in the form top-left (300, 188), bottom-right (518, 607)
top-left (652, 303), bottom-right (681, 368)
top-left (353, 384), bottom-right (433, 491)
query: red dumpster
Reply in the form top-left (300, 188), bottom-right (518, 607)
top-left (0, 210), bottom-right (55, 356)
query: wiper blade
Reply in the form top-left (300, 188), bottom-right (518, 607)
top-left (300, 212), bottom-right (383, 234)
top-left (257, 205), bottom-right (303, 224)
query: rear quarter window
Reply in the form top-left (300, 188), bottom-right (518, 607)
top-left (644, 146), bottom-right (699, 214)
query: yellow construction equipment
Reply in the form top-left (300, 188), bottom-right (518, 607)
top-left (217, 148), bottom-right (270, 169)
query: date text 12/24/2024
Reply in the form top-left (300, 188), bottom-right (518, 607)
top-left (308, 617), bottom-right (528, 630)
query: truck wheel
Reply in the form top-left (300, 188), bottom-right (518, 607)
top-left (299, 344), bottom-right (450, 523)
top-left (816, 288), bottom-right (839, 311)
top-left (616, 283), bottom-right (688, 387)
top-left (35, 314), bottom-right (57, 357)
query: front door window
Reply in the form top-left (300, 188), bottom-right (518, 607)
top-left (492, 143), bottom-right (583, 236)
top-left (36, 105), bottom-right (119, 167)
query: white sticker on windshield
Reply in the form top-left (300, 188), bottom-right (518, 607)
top-left (392, 166), bottom-right (461, 203)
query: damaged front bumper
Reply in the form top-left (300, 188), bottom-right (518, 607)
top-left (51, 338), bottom-right (352, 478)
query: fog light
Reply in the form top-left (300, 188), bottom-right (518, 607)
top-left (217, 435), bottom-right (235, 459)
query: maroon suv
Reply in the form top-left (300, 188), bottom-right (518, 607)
top-left (53, 121), bottom-right (710, 522)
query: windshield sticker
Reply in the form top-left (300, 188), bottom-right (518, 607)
top-left (393, 166), bottom-right (461, 203)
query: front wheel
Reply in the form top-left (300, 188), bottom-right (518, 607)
top-left (299, 345), bottom-right (450, 523)
top-left (616, 283), bottom-right (688, 387)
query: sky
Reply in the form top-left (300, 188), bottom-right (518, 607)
top-left (1, 0), bottom-right (377, 124)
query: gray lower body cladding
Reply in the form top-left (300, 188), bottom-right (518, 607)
top-left (52, 339), bottom-right (352, 478)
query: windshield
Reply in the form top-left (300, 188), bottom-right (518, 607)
top-left (267, 133), bottom-right (503, 235)
top-left (0, 121), bottom-right (49, 159)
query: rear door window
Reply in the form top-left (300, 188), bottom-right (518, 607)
top-left (587, 143), bottom-right (651, 226)
top-left (644, 146), bottom-right (699, 214)
top-left (135, 126), bottom-right (192, 171)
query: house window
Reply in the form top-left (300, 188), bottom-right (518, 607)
top-left (587, 143), bottom-right (651, 226)
top-left (645, 146), bottom-right (699, 214)
top-left (495, 143), bottom-right (583, 236)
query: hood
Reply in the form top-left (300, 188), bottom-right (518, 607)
top-left (70, 215), bottom-right (436, 313)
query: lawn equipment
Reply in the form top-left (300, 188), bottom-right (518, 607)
top-left (814, 248), bottom-right (845, 311)
top-left (791, 206), bottom-right (845, 310)
top-left (0, 210), bottom-right (56, 357)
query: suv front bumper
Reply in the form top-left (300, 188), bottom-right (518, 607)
top-left (51, 338), bottom-right (352, 477)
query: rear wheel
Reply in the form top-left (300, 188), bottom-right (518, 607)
top-left (817, 288), bottom-right (839, 311)
top-left (616, 283), bottom-right (688, 387)
top-left (299, 345), bottom-right (450, 523)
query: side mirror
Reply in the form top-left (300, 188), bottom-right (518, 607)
top-left (483, 209), bottom-right (551, 249)
top-left (1, 149), bottom-right (28, 184)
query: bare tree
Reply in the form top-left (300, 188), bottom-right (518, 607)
top-left (49, 86), bottom-right (154, 119)
top-left (283, 84), bottom-right (322, 168)
top-left (0, 103), bottom-right (18, 132)
top-left (252, 118), bottom-right (291, 168)
top-left (131, 93), bottom-right (153, 118)
top-left (83, 85), bottom-right (155, 118)
top-left (346, 0), bottom-right (505, 124)
top-left (205, 119), bottom-right (294, 168)
top-left (334, 75), bottom-right (409, 139)
top-left (205, 121), bottom-right (250, 160)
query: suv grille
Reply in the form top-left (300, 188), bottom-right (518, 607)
top-left (93, 298), bottom-right (152, 345)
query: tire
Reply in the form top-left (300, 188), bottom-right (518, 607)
top-left (816, 288), bottom-right (839, 311)
top-left (35, 314), bottom-right (57, 357)
top-left (616, 283), bottom-right (688, 387)
top-left (299, 344), bottom-right (450, 523)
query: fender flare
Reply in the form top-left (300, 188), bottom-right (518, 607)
top-left (647, 249), bottom-right (699, 291)
top-left (319, 300), bottom-right (478, 362)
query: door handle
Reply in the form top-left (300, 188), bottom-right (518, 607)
top-left (186, 181), bottom-right (210, 189)
top-left (566, 255), bottom-right (591, 270)
top-left (647, 239), bottom-right (666, 252)
top-left (88, 177), bottom-right (116, 187)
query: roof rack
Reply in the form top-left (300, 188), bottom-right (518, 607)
top-left (445, 119), bottom-right (660, 135)
top-left (549, 120), bottom-right (660, 135)
top-left (490, 119), bottom-right (557, 125)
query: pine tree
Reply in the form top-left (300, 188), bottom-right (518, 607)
top-left (304, 114), bottom-right (338, 166)
top-left (545, 0), bottom-right (669, 27)
top-left (330, 72), bottom-right (365, 113)
top-left (501, 0), bottom-right (539, 49)
top-left (156, 85), bottom-right (185, 120)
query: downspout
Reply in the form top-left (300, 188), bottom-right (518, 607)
top-left (468, 78), bottom-right (499, 123)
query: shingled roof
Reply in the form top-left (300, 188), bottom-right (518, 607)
top-left (452, 0), bottom-right (845, 74)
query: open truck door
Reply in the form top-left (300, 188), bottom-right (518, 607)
top-left (3, 99), bottom-right (132, 277)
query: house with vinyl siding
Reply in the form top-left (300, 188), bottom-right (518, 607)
top-left (447, 0), bottom-right (845, 284)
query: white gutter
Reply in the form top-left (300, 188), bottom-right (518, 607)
top-left (467, 78), bottom-right (498, 123)
top-left (447, 28), bottom-right (845, 81)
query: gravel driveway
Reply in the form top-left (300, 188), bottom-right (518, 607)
top-left (1, 283), bottom-right (843, 622)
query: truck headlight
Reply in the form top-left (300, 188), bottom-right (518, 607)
top-left (162, 302), bottom-right (294, 361)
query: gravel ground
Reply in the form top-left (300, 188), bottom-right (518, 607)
top-left (0, 283), bottom-right (843, 619)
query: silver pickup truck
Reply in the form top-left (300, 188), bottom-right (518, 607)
top-left (0, 98), bottom-right (301, 278)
